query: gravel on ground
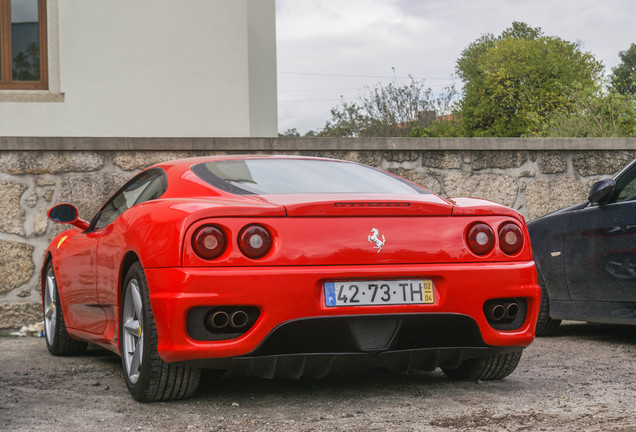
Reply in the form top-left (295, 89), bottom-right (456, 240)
top-left (1, 322), bottom-right (634, 431)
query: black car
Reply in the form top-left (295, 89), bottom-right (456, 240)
top-left (528, 158), bottom-right (636, 336)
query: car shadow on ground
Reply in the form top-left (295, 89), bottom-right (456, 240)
top-left (53, 342), bottom-right (463, 400)
top-left (198, 366), bottom-right (439, 392)
top-left (546, 321), bottom-right (636, 344)
top-left (194, 365), bottom-right (526, 401)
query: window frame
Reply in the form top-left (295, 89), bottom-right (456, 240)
top-left (0, 0), bottom-right (48, 90)
top-left (88, 168), bottom-right (168, 232)
top-left (610, 161), bottom-right (636, 204)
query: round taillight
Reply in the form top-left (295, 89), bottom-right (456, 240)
top-left (499, 223), bottom-right (524, 255)
top-left (192, 225), bottom-right (226, 260)
top-left (239, 224), bottom-right (272, 259)
top-left (467, 223), bottom-right (495, 255)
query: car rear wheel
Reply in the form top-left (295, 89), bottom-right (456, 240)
top-left (535, 275), bottom-right (561, 337)
top-left (43, 262), bottom-right (88, 356)
top-left (120, 262), bottom-right (200, 402)
top-left (441, 351), bottom-right (522, 381)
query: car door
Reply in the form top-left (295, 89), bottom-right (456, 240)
top-left (55, 229), bottom-right (104, 333)
top-left (92, 169), bottom-right (167, 306)
top-left (57, 173), bottom-right (155, 335)
top-left (563, 162), bottom-right (636, 302)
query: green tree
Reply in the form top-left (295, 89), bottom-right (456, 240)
top-left (279, 128), bottom-right (319, 137)
top-left (319, 78), bottom-right (457, 137)
top-left (611, 43), bottom-right (636, 96)
top-left (319, 100), bottom-right (371, 137)
top-left (408, 116), bottom-right (463, 137)
top-left (541, 83), bottom-right (636, 137)
top-left (278, 128), bottom-right (301, 137)
top-left (456, 22), bottom-right (603, 137)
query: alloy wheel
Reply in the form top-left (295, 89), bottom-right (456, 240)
top-left (43, 267), bottom-right (57, 346)
top-left (122, 279), bottom-right (144, 384)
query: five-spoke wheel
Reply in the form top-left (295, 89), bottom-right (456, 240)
top-left (43, 266), bottom-right (57, 347)
top-left (42, 261), bottom-right (87, 356)
top-left (122, 278), bottom-right (144, 385)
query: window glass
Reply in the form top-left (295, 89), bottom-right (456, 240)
top-left (11, 0), bottom-right (40, 81)
top-left (0, 0), bottom-right (47, 89)
top-left (193, 159), bottom-right (428, 195)
top-left (93, 169), bottom-right (166, 230)
top-left (614, 164), bottom-right (636, 203)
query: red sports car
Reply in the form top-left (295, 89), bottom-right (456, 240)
top-left (43, 155), bottom-right (540, 401)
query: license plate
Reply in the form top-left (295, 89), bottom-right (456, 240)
top-left (324, 279), bottom-right (434, 307)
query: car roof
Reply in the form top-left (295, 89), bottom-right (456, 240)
top-left (151, 154), bottom-right (340, 172)
top-left (150, 155), bottom-right (381, 200)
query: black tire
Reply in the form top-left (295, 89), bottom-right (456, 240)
top-left (120, 262), bottom-right (200, 402)
top-left (42, 261), bottom-right (88, 356)
top-left (441, 351), bottom-right (522, 381)
top-left (535, 273), bottom-right (561, 337)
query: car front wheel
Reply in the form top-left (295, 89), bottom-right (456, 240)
top-left (120, 261), bottom-right (200, 402)
top-left (43, 261), bottom-right (87, 356)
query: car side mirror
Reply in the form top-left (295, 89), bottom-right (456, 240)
top-left (48, 204), bottom-right (90, 231)
top-left (588, 178), bottom-right (616, 206)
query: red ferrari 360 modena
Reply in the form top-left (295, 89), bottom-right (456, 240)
top-left (43, 155), bottom-right (540, 401)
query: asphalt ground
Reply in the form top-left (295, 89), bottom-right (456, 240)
top-left (1, 321), bottom-right (634, 431)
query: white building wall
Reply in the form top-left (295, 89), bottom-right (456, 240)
top-left (247, 0), bottom-right (278, 137)
top-left (0, 0), bottom-right (277, 137)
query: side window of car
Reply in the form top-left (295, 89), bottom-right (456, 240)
top-left (132, 173), bottom-right (168, 206)
top-left (93, 169), bottom-right (167, 230)
top-left (612, 164), bottom-right (636, 204)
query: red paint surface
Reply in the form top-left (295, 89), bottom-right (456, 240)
top-left (43, 156), bottom-right (540, 362)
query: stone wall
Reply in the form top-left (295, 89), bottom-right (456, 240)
top-left (1, 137), bottom-right (635, 331)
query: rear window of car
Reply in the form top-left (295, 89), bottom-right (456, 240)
top-left (192, 159), bottom-right (428, 195)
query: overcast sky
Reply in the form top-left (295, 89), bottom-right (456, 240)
top-left (276, 0), bottom-right (636, 134)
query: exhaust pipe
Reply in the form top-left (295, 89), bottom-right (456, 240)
top-left (483, 298), bottom-right (525, 329)
top-left (210, 311), bottom-right (230, 329)
top-left (230, 310), bottom-right (249, 328)
top-left (505, 302), bottom-right (519, 319)
top-left (486, 304), bottom-right (506, 321)
top-left (201, 306), bottom-right (258, 334)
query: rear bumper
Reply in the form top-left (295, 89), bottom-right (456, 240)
top-left (180, 346), bottom-right (524, 378)
top-left (145, 262), bottom-right (540, 363)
